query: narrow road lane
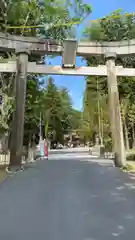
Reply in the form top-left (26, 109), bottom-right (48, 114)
top-left (0, 158), bottom-right (135, 239)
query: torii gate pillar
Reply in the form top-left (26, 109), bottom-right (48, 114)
top-left (105, 52), bottom-right (126, 167)
top-left (9, 49), bottom-right (29, 169)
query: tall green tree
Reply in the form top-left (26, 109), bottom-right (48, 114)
top-left (0, 0), bottom-right (91, 149)
top-left (83, 10), bottom-right (135, 149)
top-left (5, 0), bottom-right (91, 39)
top-left (44, 77), bottom-right (62, 141)
top-left (39, 78), bottom-right (82, 145)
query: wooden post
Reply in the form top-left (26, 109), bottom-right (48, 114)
top-left (105, 52), bottom-right (126, 167)
top-left (9, 49), bottom-right (29, 169)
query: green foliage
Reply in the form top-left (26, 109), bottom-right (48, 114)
top-left (0, 0), bottom-right (7, 31)
top-left (1, 0), bottom-right (91, 39)
top-left (82, 10), bottom-right (135, 148)
top-left (0, 94), bottom-right (14, 132)
top-left (43, 78), bottom-right (63, 141)
top-left (23, 76), bottom-right (82, 145)
top-left (84, 9), bottom-right (135, 41)
top-left (121, 160), bottom-right (135, 172)
top-left (126, 153), bottom-right (135, 161)
top-left (0, 0), bottom-right (90, 146)
top-left (70, 109), bottom-right (82, 131)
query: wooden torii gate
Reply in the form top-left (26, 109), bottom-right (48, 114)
top-left (1, 32), bottom-right (135, 168)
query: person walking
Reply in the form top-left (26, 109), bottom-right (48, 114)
top-left (44, 138), bottom-right (48, 160)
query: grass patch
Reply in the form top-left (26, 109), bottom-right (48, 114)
top-left (121, 161), bottom-right (135, 173)
top-left (124, 149), bottom-right (135, 172)
top-left (126, 149), bottom-right (135, 161)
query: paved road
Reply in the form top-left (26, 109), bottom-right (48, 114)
top-left (0, 155), bottom-right (135, 240)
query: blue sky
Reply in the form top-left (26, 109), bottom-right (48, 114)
top-left (46, 0), bottom-right (135, 110)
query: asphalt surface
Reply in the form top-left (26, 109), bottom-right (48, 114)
top-left (0, 155), bottom-right (135, 240)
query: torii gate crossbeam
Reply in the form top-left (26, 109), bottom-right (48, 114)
top-left (0, 32), bottom-right (135, 56)
top-left (0, 62), bottom-right (135, 76)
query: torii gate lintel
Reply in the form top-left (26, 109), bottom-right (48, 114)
top-left (0, 32), bottom-right (135, 56)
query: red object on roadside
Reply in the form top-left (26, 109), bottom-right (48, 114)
top-left (44, 139), bottom-right (48, 157)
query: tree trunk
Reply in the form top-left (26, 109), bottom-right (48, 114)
top-left (0, 132), bottom-right (8, 153)
top-left (123, 121), bottom-right (129, 150)
top-left (132, 125), bottom-right (135, 149)
top-left (45, 120), bottom-right (49, 138)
